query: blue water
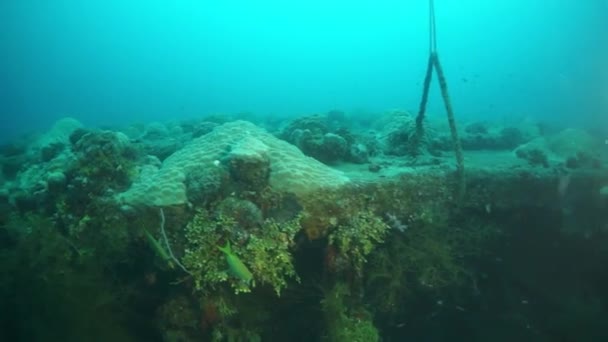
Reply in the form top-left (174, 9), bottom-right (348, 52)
top-left (1, 0), bottom-right (607, 141)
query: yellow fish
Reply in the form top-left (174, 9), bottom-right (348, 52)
top-left (218, 241), bottom-right (253, 285)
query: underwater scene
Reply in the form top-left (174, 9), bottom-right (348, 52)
top-left (1, 1), bottom-right (608, 341)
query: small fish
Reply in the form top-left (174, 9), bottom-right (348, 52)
top-left (144, 229), bottom-right (174, 269)
top-left (218, 241), bottom-right (253, 285)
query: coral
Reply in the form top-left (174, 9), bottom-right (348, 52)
top-left (513, 128), bottom-right (602, 169)
top-left (280, 115), bottom-right (329, 142)
top-left (363, 216), bottom-right (496, 314)
top-left (40, 142), bottom-right (65, 162)
top-left (298, 188), bottom-right (355, 241)
top-left (181, 212), bottom-right (234, 291)
top-left (499, 126), bottom-right (526, 148)
top-left (58, 197), bottom-right (132, 265)
top-left (565, 151), bottom-right (602, 169)
top-left (117, 121), bottom-right (349, 207)
top-left (201, 293), bottom-right (274, 341)
top-left (70, 129), bottom-right (136, 194)
top-left (182, 209), bottom-right (301, 295)
top-left (216, 197), bottom-right (263, 230)
top-left (134, 122), bottom-right (192, 161)
top-left (31, 117), bottom-right (83, 150)
top-left (465, 122), bottom-right (489, 135)
top-left (294, 172), bottom-right (453, 242)
top-left (280, 115), bottom-right (364, 164)
top-left (364, 251), bottom-right (405, 314)
top-left (185, 163), bottom-right (226, 205)
top-left (460, 123), bottom-right (526, 150)
top-left (0, 152), bottom-right (26, 180)
top-left (348, 142), bottom-right (369, 164)
top-left (211, 323), bottom-right (262, 342)
top-left (328, 210), bottom-right (390, 276)
top-left (548, 128), bottom-right (601, 159)
top-left (0, 119), bottom-right (98, 210)
top-left (516, 147), bottom-right (549, 167)
top-left (303, 180), bottom-right (417, 240)
top-left (385, 213), bottom-right (408, 232)
top-left (27, 129), bottom-right (142, 266)
top-left (317, 133), bottom-right (348, 163)
top-left (142, 122), bottom-right (170, 140)
top-left (157, 295), bottom-right (201, 342)
top-left (45, 171), bottom-right (67, 195)
top-left (190, 121), bottom-right (219, 138)
top-left (321, 282), bottom-right (379, 342)
top-left (227, 136), bottom-right (271, 191)
top-left (376, 109), bottom-right (419, 156)
top-left (3, 113), bottom-right (608, 341)
top-left (0, 214), bottom-right (136, 341)
top-left (245, 219), bottom-right (301, 295)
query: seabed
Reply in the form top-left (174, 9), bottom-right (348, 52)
top-left (1, 111), bottom-right (607, 341)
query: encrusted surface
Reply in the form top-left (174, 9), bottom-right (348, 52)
top-left (117, 121), bottom-right (349, 207)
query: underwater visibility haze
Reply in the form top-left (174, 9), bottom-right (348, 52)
top-left (1, 1), bottom-right (608, 341)
top-left (1, 0), bottom-right (607, 139)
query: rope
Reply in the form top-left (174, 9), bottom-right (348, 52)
top-left (432, 55), bottom-right (465, 197)
top-left (410, 0), bottom-right (465, 198)
top-left (429, 0), bottom-right (437, 53)
top-left (408, 54), bottom-right (434, 156)
top-left (159, 208), bottom-right (191, 275)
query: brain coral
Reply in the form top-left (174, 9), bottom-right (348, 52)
top-left (117, 121), bottom-right (349, 207)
